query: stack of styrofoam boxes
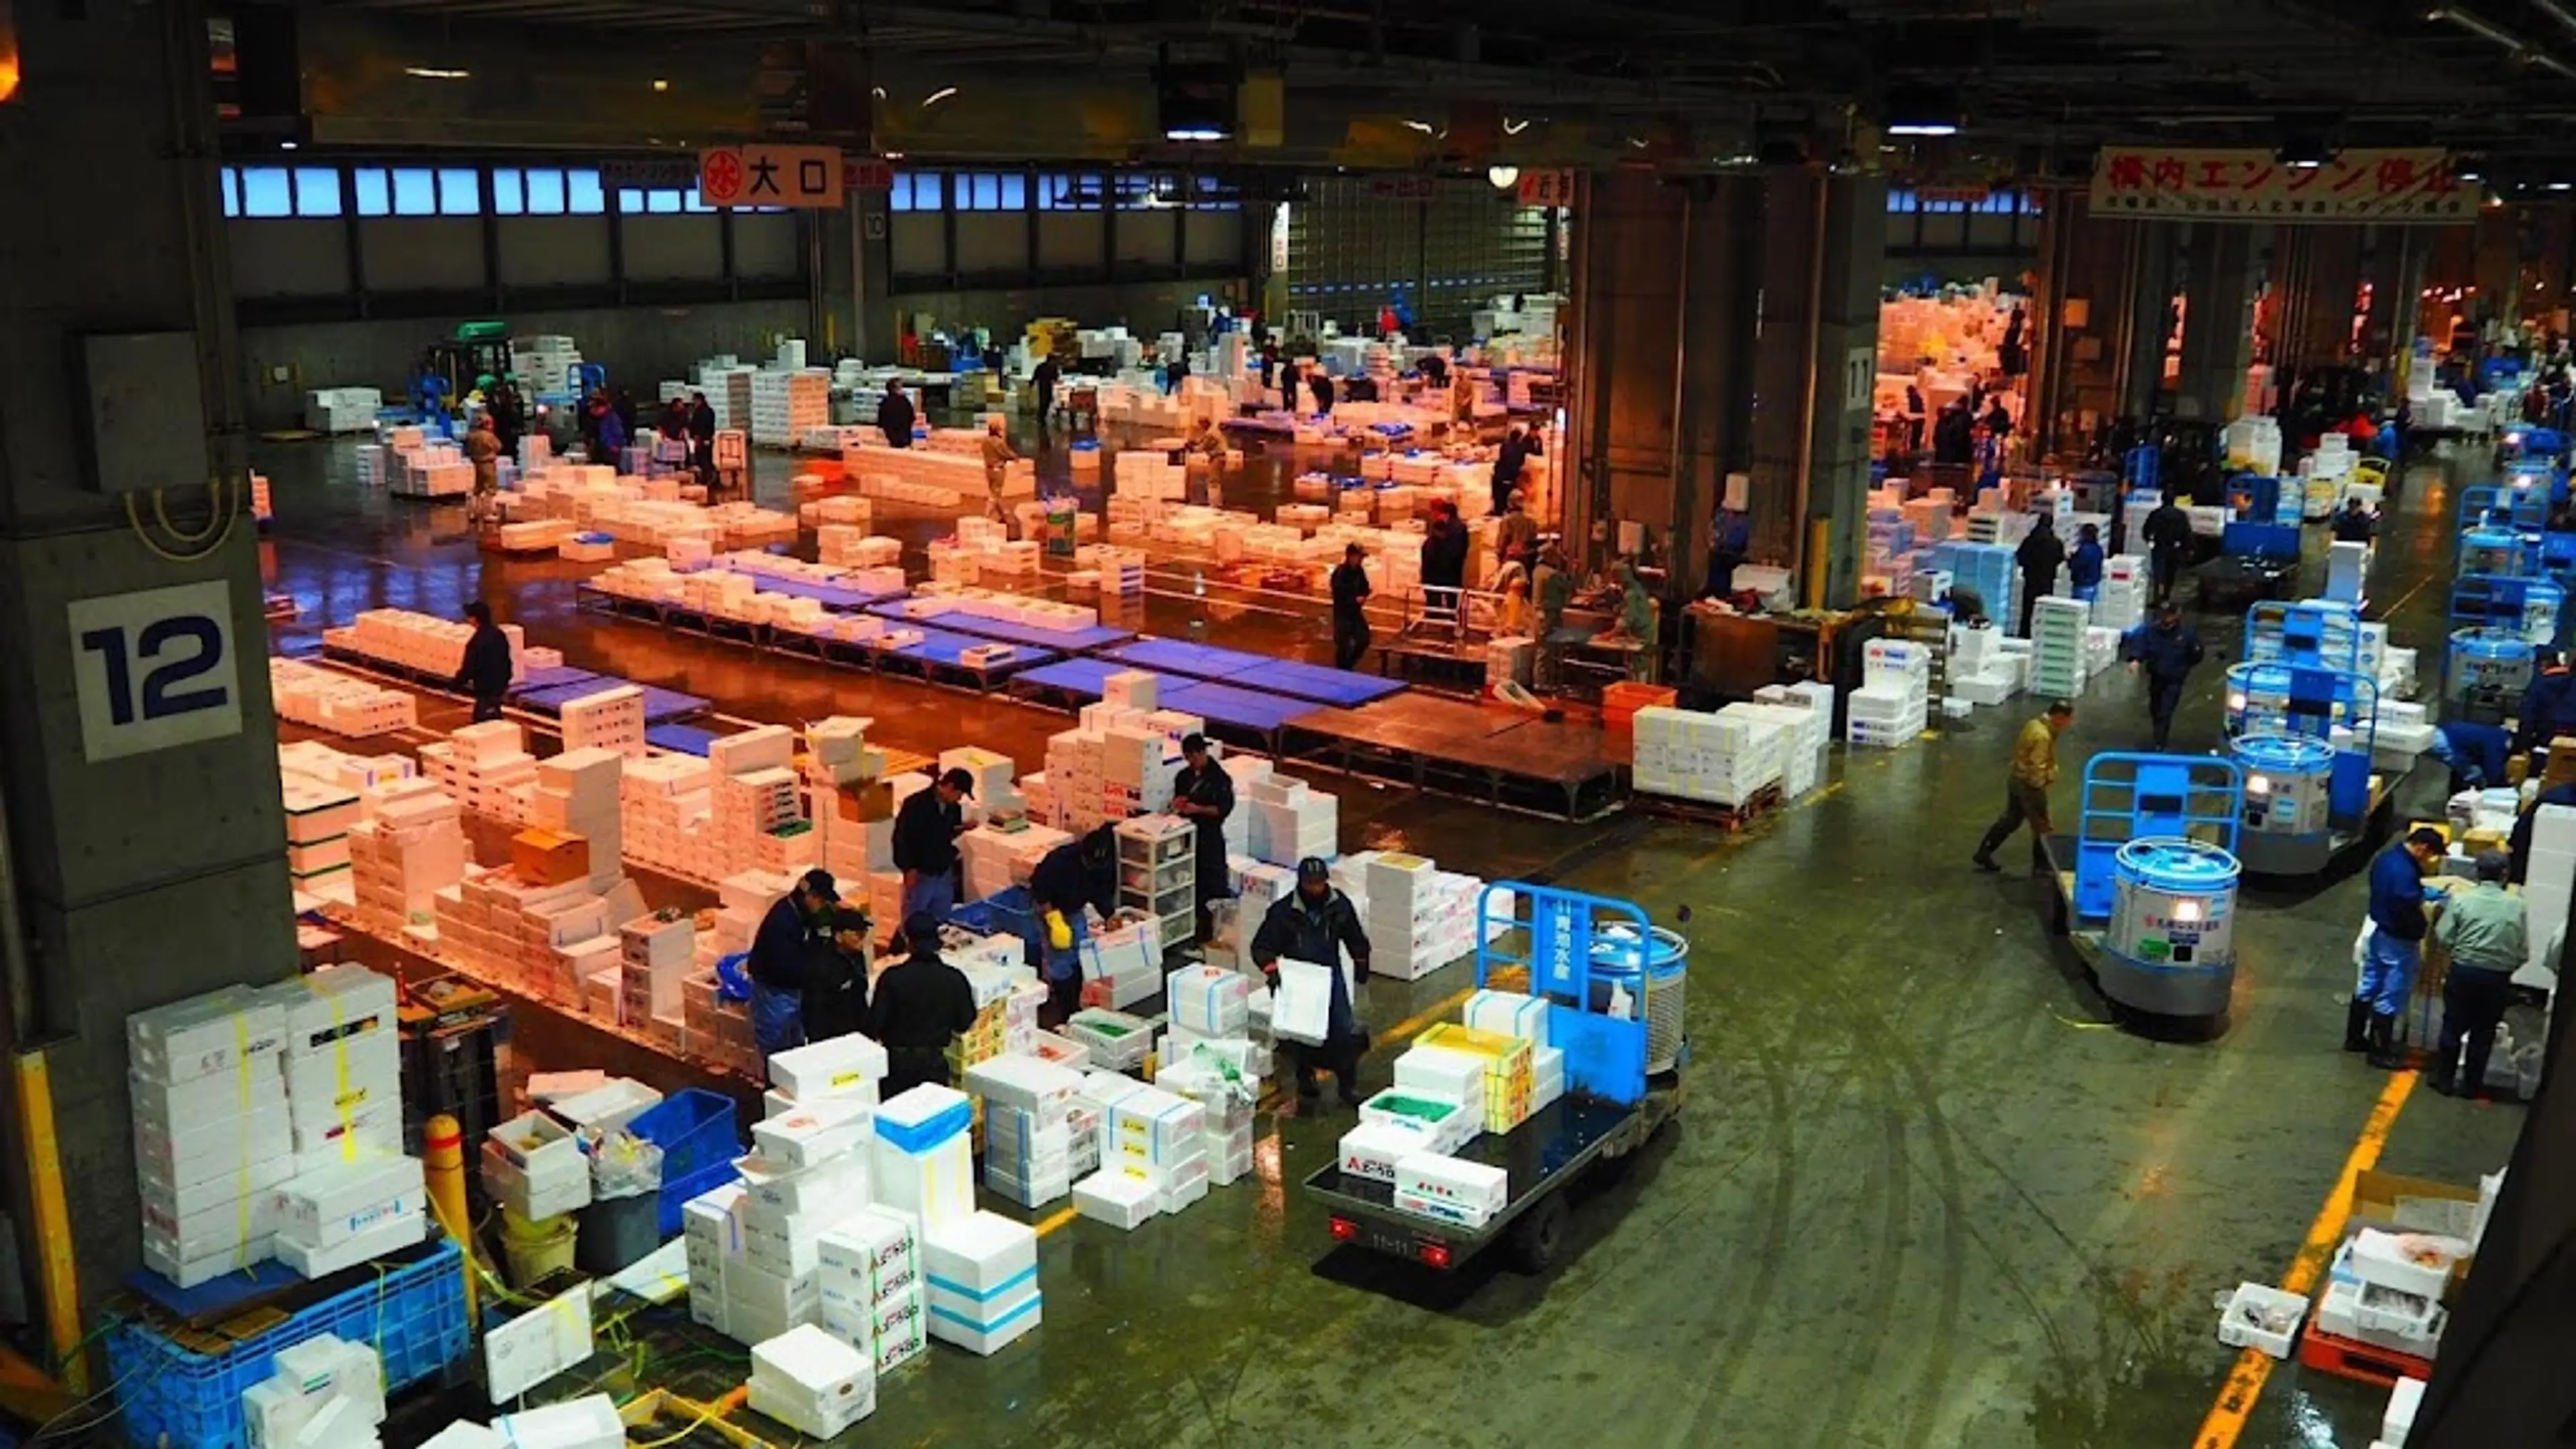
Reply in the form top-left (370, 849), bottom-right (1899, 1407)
top-left (2314, 1226), bottom-right (2465, 1366)
top-left (2094, 554), bottom-right (2148, 633)
top-left (1101, 1081), bottom-right (1210, 1220)
top-left (1242, 773), bottom-right (1339, 865)
top-left (804, 716), bottom-right (894, 889)
top-left (420, 719), bottom-right (541, 826)
top-left (2328, 536), bottom-right (2359, 603)
top-left (2373, 700), bottom-right (2438, 774)
top-left (508, 335), bottom-right (582, 396)
top-left (2084, 625), bottom-right (2121, 679)
top-left (745, 1325), bottom-right (874, 1440)
top-left (1848, 639), bottom-right (1931, 748)
top-left (1363, 851), bottom-right (1485, 981)
top-left (304, 387), bottom-right (384, 433)
top-left (961, 821), bottom-right (1071, 905)
top-left (269, 963), bottom-right (416, 1263)
top-left (337, 608), bottom-right (525, 684)
top-left (963, 1055), bottom-right (1081, 1208)
top-left (815, 1203), bottom-right (926, 1381)
top-left (282, 772), bottom-right (363, 898)
top-left (1948, 623), bottom-right (2018, 707)
top-left (484, 1104), bottom-right (588, 1226)
top-left (532, 747), bottom-right (625, 894)
top-left (2028, 596), bottom-right (2090, 700)
top-left (918, 1208), bottom-right (1043, 1357)
top-left (393, 443), bottom-right (473, 500)
top-left (698, 362), bottom-right (756, 431)
top-left (346, 782), bottom-right (469, 934)
top-left (1929, 541), bottom-right (2018, 637)
top-left (714, 728), bottom-right (816, 883)
top-left (129, 987), bottom-right (292, 1286)
top-left (241, 1334), bottom-right (388, 1449)
top-left (559, 686), bottom-right (646, 759)
top-left (729, 1100), bottom-right (876, 1347)
top-left (1862, 507), bottom-right (1915, 600)
top-left (617, 912), bottom-right (694, 1049)
top-left (751, 369), bottom-right (831, 447)
top-left (621, 753), bottom-right (715, 883)
top-left (2519, 804), bottom-right (2576, 994)
top-left (1464, 987), bottom-right (1563, 1112)
top-left (1631, 706), bottom-right (1788, 808)
top-left (1413, 1023), bottom-right (1537, 1136)
top-left (268, 658), bottom-right (418, 737)
top-left (1748, 682), bottom-right (1835, 800)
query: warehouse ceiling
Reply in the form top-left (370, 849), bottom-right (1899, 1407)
top-left (270, 0), bottom-right (2576, 175)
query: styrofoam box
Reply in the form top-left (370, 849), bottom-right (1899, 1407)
top-left (739, 1152), bottom-right (867, 1222)
top-left (2349, 1228), bottom-right (2465, 1299)
top-left (274, 1155), bottom-right (426, 1246)
top-left (769, 1032), bottom-right (891, 1098)
top-left (275, 1207), bottom-right (425, 1279)
top-left (1336, 1123), bottom-right (1419, 1185)
top-left (129, 987), bottom-right (288, 1083)
top-left (2215, 1281), bottom-right (2306, 1359)
top-left (752, 1095), bottom-right (874, 1171)
top-left (1073, 1169), bottom-right (1159, 1230)
top-left (749, 1324), bottom-right (873, 1437)
top-left (489, 1395), bottom-right (626, 1449)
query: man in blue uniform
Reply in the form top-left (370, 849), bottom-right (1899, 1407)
top-left (2121, 602), bottom-right (2206, 749)
top-left (747, 870), bottom-right (840, 1060)
top-left (1028, 824), bottom-right (1117, 1025)
top-left (2518, 651), bottom-right (2576, 751)
top-left (2354, 828), bottom-right (2445, 1065)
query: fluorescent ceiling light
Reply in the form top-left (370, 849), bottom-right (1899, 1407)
top-left (923, 87), bottom-right (957, 107)
top-left (1165, 126), bottom-right (1226, 143)
top-left (403, 66), bottom-right (470, 80)
top-left (1487, 165), bottom-right (1519, 189)
top-left (1886, 122), bottom-right (1957, 136)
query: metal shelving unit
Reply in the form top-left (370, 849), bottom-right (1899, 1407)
top-left (1116, 814), bottom-right (1199, 950)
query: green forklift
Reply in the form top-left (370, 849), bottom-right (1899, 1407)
top-left (410, 320), bottom-right (513, 424)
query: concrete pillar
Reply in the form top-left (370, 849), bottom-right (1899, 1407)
top-left (820, 191), bottom-right (886, 362)
top-left (2117, 223), bottom-right (2184, 420)
top-left (0, 0), bottom-right (294, 1327)
top-left (1560, 172), bottom-right (1762, 582)
top-left (2174, 224), bottom-right (2260, 421)
top-left (2293, 227), bottom-right (2366, 366)
top-left (1749, 171), bottom-right (1886, 608)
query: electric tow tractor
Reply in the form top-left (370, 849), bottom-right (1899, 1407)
top-left (1301, 885), bottom-right (1684, 1275)
top-left (2222, 600), bottom-right (2400, 876)
top-left (2041, 753), bottom-right (2248, 1023)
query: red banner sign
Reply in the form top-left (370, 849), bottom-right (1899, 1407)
top-left (2088, 147), bottom-right (2473, 224)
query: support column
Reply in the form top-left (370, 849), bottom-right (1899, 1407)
top-left (1561, 172), bottom-right (1762, 582)
top-left (2174, 224), bottom-right (2260, 421)
top-left (0, 0), bottom-right (294, 1336)
top-left (1749, 170), bottom-right (1886, 609)
top-left (2293, 226), bottom-right (2366, 366)
top-left (2117, 223), bottom-right (2184, 420)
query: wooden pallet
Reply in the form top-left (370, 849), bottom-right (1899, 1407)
top-left (2296, 1326), bottom-right (2434, 1389)
top-left (1631, 782), bottom-right (1787, 833)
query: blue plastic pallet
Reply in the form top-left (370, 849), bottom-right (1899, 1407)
top-left (108, 1238), bottom-right (468, 1449)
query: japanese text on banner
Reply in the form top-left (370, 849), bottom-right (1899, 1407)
top-left (2088, 148), bottom-right (2473, 224)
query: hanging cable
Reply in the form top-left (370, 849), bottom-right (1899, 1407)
top-left (152, 477), bottom-right (231, 545)
top-left (123, 476), bottom-right (238, 564)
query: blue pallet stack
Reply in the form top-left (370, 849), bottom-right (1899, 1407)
top-left (1930, 541), bottom-right (2018, 627)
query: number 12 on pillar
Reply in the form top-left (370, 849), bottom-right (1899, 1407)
top-left (67, 580), bottom-right (246, 763)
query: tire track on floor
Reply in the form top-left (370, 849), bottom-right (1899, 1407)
top-left (1667, 1002), bottom-right (1804, 1447)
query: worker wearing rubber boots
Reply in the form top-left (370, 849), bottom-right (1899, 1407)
top-left (1974, 700), bottom-right (2073, 875)
top-left (1252, 859), bottom-right (1374, 1107)
top-left (2121, 601), bottom-right (2205, 749)
top-left (2354, 828), bottom-right (2445, 1067)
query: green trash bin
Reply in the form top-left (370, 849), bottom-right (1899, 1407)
top-left (1044, 496), bottom-right (1079, 559)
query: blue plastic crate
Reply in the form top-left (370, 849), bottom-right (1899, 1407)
top-left (107, 1237), bottom-right (468, 1449)
top-left (658, 1159), bottom-right (743, 1236)
top-left (629, 1087), bottom-right (743, 1189)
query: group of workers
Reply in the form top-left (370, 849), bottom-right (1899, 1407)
top-left (736, 731), bottom-right (1377, 1105)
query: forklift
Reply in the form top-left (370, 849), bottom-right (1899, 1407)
top-left (414, 321), bottom-right (512, 414)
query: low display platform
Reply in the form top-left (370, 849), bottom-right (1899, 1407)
top-left (515, 678), bottom-right (709, 724)
top-left (866, 601), bottom-right (1134, 653)
top-left (1284, 694), bottom-right (1623, 821)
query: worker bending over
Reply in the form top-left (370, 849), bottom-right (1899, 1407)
top-left (2354, 828), bottom-right (2445, 1067)
top-left (2429, 851), bottom-right (2526, 1098)
top-left (1028, 824), bottom-right (1117, 1025)
top-left (871, 913), bottom-right (980, 1097)
top-left (747, 870), bottom-right (841, 1059)
top-left (892, 768), bottom-right (975, 929)
top-left (1250, 859), bottom-right (1374, 1106)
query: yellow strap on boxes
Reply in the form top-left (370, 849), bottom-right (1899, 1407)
top-left (332, 994), bottom-right (360, 1161)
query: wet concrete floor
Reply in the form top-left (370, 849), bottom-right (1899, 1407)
top-left (260, 420), bottom-right (2524, 1448)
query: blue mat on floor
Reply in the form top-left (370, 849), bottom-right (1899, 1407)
top-left (1102, 638), bottom-right (1251, 678)
top-left (863, 602), bottom-right (1133, 653)
top-left (1161, 680), bottom-right (1311, 733)
top-left (879, 627), bottom-right (1059, 678)
top-left (1012, 657), bottom-right (1126, 698)
top-left (645, 723), bottom-right (719, 756)
top-left (1101, 637), bottom-right (1402, 706)
top-left (513, 665), bottom-right (603, 694)
top-left (734, 574), bottom-right (904, 610)
top-left (517, 677), bottom-right (710, 724)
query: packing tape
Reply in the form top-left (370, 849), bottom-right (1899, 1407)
top-left (333, 994), bottom-right (358, 1161)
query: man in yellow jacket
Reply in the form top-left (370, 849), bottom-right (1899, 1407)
top-left (1974, 700), bottom-right (2074, 874)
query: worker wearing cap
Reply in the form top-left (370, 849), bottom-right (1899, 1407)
top-left (870, 913), bottom-right (982, 1098)
top-left (1170, 734), bottom-right (1235, 945)
top-left (1028, 824), bottom-right (1118, 1026)
top-left (747, 870), bottom-right (840, 1059)
top-left (892, 767), bottom-right (974, 928)
top-left (2430, 851), bottom-right (2527, 1097)
top-left (1251, 858), bottom-right (1374, 1106)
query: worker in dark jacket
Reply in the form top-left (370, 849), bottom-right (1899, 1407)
top-left (2014, 518), bottom-right (2066, 638)
top-left (686, 391), bottom-right (717, 482)
top-left (802, 904), bottom-right (872, 1043)
top-left (2330, 496), bottom-right (2377, 544)
top-left (2066, 523), bottom-right (2106, 602)
top-left (2436, 718), bottom-right (2513, 794)
top-left (1250, 858), bottom-right (1374, 1105)
top-left (870, 913), bottom-right (981, 1098)
top-left (451, 600), bottom-right (514, 722)
top-left (2142, 497), bottom-right (2194, 606)
top-left (1309, 369), bottom-right (1335, 417)
top-left (2354, 828), bottom-right (2445, 1065)
top-left (2517, 653), bottom-right (2576, 751)
top-left (1280, 356), bottom-right (1303, 413)
top-left (877, 379), bottom-right (917, 449)
top-left (1331, 543), bottom-right (1374, 670)
top-left (1032, 356), bottom-right (1061, 436)
top-left (747, 871), bottom-right (840, 1059)
top-left (1171, 735), bottom-right (1234, 945)
top-left (2508, 776), bottom-right (2576, 884)
top-left (2121, 602), bottom-right (2205, 749)
top-left (1491, 423), bottom-right (1544, 517)
top-left (1421, 500), bottom-right (1470, 631)
top-left (891, 767), bottom-right (973, 930)
top-left (1028, 825), bottom-right (1116, 1025)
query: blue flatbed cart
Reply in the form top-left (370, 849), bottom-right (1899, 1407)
top-left (1301, 885), bottom-right (1683, 1273)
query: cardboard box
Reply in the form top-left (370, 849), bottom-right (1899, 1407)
top-left (511, 829), bottom-right (592, 887)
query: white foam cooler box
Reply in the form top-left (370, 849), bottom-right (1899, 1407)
top-left (921, 1210), bottom-right (1042, 1356)
top-left (1393, 1151), bottom-right (1509, 1230)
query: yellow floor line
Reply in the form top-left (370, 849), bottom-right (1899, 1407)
top-left (1032, 1205), bottom-right (1079, 1238)
top-left (2193, 1069), bottom-right (2417, 1448)
top-left (1381, 986), bottom-right (1475, 1047)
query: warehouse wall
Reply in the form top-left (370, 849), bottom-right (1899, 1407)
top-left (885, 279), bottom-right (1247, 344)
top-left (1284, 178), bottom-right (1553, 339)
top-left (238, 300), bottom-right (810, 429)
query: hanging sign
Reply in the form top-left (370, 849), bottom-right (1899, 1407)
top-left (1515, 170), bottom-right (1576, 207)
top-left (2088, 147), bottom-right (2473, 224)
top-left (698, 144), bottom-right (845, 209)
